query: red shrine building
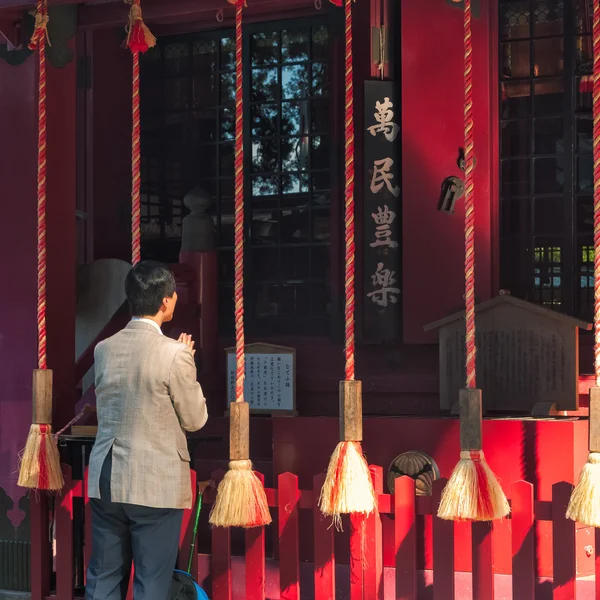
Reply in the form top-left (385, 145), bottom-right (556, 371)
top-left (1, 0), bottom-right (599, 597)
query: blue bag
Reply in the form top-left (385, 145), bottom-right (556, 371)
top-left (170, 481), bottom-right (211, 600)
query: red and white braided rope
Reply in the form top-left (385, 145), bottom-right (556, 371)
top-left (342, 0), bottom-right (356, 382)
top-left (463, 0), bottom-right (476, 388)
top-left (593, 0), bottom-right (600, 384)
top-left (229, 0), bottom-right (246, 402)
top-left (29, 0), bottom-right (49, 371)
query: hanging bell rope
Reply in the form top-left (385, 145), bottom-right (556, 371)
top-left (209, 0), bottom-right (271, 529)
top-left (567, 0), bottom-right (600, 527)
top-left (124, 0), bottom-right (156, 265)
top-left (436, 0), bottom-right (509, 522)
top-left (18, 0), bottom-right (64, 492)
top-left (318, 0), bottom-right (376, 526)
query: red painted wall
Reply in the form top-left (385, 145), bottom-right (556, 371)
top-left (0, 56), bottom-right (38, 527)
top-left (401, 0), bottom-right (495, 343)
top-left (91, 28), bottom-right (133, 262)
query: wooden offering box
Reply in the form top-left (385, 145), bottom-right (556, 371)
top-left (424, 295), bottom-right (591, 414)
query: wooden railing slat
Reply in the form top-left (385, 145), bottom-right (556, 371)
top-left (313, 473), bottom-right (335, 600)
top-left (552, 482), bottom-right (577, 600)
top-left (210, 470), bottom-right (232, 600)
top-left (30, 488), bottom-right (50, 600)
top-left (56, 465), bottom-right (75, 600)
top-left (364, 465), bottom-right (384, 600)
top-left (349, 513), bottom-right (365, 600)
top-left (279, 472), bottom-right (300, 600)
top-left (472, 521), bottom-right (494, 600)
top-left (511, 480), bottom-right (535, 600)
top-left (394, 476), bottom-right (417, 600)
top-left (432, 478), bottom-right (454, 600)
top-left (246, 471), bottom-right (267, 600)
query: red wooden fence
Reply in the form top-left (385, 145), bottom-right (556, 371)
top-left (29, 463), bottom-right (595, 600)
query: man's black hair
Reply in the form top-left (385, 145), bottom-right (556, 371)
top-left (125, 261), bottom-right (176, 317)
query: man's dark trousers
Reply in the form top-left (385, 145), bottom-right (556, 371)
top-left (85, 452), bottom-right (183, 600)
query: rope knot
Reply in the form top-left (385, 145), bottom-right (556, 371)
top-left (460, 450), bottom-right (484, 462)
top-left (28, 8), bottom-right (50, 50)
top-left (125, 0), bottom-right (156, 54)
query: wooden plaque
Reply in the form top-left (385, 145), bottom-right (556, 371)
top-left (225, 343), bottom-right (296, 415)
top-left (425, 295), bottom-right (591, 413)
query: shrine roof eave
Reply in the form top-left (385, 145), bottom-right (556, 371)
top-left (0, 0), bottom-right (316, 28)
top-left (423, 294), bottom-right (593, 333)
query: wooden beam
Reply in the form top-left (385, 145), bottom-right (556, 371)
top-left (79, 0), bottom-right (314, 29)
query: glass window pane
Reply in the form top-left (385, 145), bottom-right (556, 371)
top-left (282, 101), bottom-right (309, 135)
top-left (576, 116), bottom-right (592, 152)
top-left (220, 38), bottom-right (235, 71)
top-left (312, 62), bottom-right (329, 96)
top-left (312, 213), bottom-right (331, 244)
top-left (501, 159), bottom-right (531, 196)
top-left (501, 119), bottom-right (531, 156)
top-left (577, 195), bottom-right (593, 233)
top-left (577, 154), bottom-right (593, 193)
top-left (282, 29), bottom-right (309, 63)
top-left (251, 31), bottom-right (279, 66)
top-left (282, 138), bottom-right (309, 171)
top-left (251, 211), bottom-right (279, 245)
top-left (252, 139), bottom-right (280, 173)
top-left (311, 100), bottom-right (329, 132)
top-left (194, 73), bottom-right (217, 108)
top-left (533, 197), bottom-right (564, 234)
top-left (534, 157), bottom-right (563, 193)
top-left (252, 104), bottom-right (279, 138)
top-left (500, 1), bottom-right (530, 40)
top-left (312, 26), bottom-right (330, 60)
top-left (220, 72), bottom-right (236, 105)
top-left (501, 41), bottom-right (530, 79)
top-left (281, 247), bottom-right (310, 278)
top-left (282, 172), bottom-right (309, 195)
top-left (533, 38), bottom-right (564, 77)
top-left (252, 175), bottom-right (280, 197)
top-left (165, 78), bottom-right (190, 111)
top-left (193, 40), bottom-right (216, 72)
top-left (219, 107), bottom-right (234, 141)
top-left (252, 68), bottom-right (280, 102)
top-left (282, 64), bottom-right (309, 99)
top-left (281, 208), bottom-right (310, 243)
top-left (164, 42), bottom-right (189, 76)
top-left (533, 79), bottom-right (564, 115)
top-left (533, 118), bottom-right (563, 154)
top-left (533, 0), bottom-right (563, 36)
top-left (501, 82), bottom-right (532, 119)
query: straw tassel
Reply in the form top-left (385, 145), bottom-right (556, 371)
top-left (125, 0), bottom-right (155, 54)
top-left (438, 450), bottom-right (509, 521)
top-left (18, 370), bottom-right (64, 491)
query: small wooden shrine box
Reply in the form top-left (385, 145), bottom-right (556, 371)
top-left (424, 295), bottom-right (591, 413)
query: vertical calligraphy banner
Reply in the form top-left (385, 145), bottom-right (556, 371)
top-left (363, 80), bottom-right (401, 343)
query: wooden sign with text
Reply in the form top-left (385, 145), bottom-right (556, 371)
top-left (363, 80), bottom-right (401, 343)
top-left (425, 295), bottom-right (591, 414)
top-left (226, 342), bottom-right (296, 415)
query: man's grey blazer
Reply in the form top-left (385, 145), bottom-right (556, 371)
top-left (87, 320), bottom-right (208, 509)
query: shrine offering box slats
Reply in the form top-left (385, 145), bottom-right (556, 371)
top-left (424, 295), bottom-right (591, 413)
